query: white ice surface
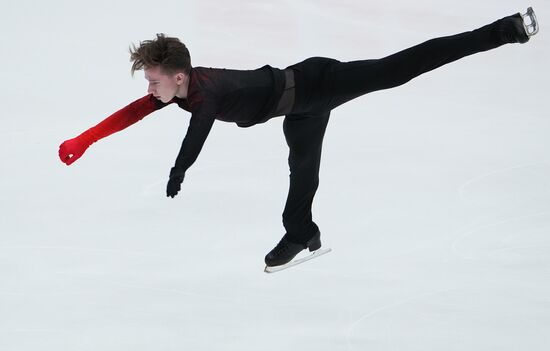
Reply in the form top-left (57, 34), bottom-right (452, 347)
top-left (1, 1), bottom-right (549, 350)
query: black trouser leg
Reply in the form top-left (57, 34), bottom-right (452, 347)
top-left (327, 19), bottom-right (506, 110)
top-left (282, 112), bottom-right (330, 243)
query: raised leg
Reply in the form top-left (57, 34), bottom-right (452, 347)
top-left (326, 11), bottom-right (534, 110)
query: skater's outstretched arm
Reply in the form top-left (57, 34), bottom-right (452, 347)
top-left (58, 94), bottom-right (170, 165)
top-left (166, 105), bottom-right (215, 198)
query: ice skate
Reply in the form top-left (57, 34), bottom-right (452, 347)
top-left (521, 7), bottom-right (539, 37)
top-left (264, 231), bottom-right (331, 273)
top-left (498, 7), bottom-right (539, 44)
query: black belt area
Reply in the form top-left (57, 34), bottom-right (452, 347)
top-left (272, 68), bottom-right (295, 117)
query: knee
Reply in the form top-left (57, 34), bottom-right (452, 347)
top-left (288, 154), bottom-right (321, 175)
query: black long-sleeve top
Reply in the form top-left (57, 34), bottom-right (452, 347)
top-left (163, 65), bottom-right (285, 172)
top-left (86, 64), bottom-right (287, 176)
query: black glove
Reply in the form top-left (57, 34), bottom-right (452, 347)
top-left (167, 167), bottom-right (185, 198)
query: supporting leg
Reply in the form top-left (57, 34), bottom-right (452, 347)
top-left (281, 112), bottom-right (330, 243)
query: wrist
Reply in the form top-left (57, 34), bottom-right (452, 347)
top-left (170, 166), bottom-right (185, 178)
top-left (78, 129), bottom-right (99, 146)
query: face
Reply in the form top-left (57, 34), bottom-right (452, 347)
top-left (144, 66), bottom-right (186, 103)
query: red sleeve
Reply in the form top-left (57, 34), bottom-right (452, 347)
top-left (83, 94), bottom-right (170, 143)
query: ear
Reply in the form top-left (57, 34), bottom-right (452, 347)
top-left (175, 72), bottom-right (187, 85)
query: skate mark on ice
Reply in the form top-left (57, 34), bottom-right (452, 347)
top-left (457, 162), bottom-right (550, 204)
top-left (0, 329), bottom-right (75, 334)
top-left (58, 271), bottom-right (321, 311)
top-left (386, 316), bottom-right (397, 351)
top-left (0, 329), bottom-right (90, 351)
top-left (0, 245), bottom-right (319, 308)
top-left (139, 178), bottom-right (166, 197)
top-left (0, 245), bottom-right (183, 259)
top-left (0, 245), bottom-right (197, 297)
top-left (450, 211), bottom-right (550, 260)
top-left (56, 271), bottom-right (241, 304)
top-left (0, 289), bottom-right (100, 297)
top-left (296, 267), bottom-right (358, 279)
top-left (345, 287), bottom-right (457, 351)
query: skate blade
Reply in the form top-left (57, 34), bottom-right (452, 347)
top-left (522, 7), bottom-right (539, 36)
top-left (264, 248), bottom-right (332, 273)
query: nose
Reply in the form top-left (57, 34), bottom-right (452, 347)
top-left (147, 84), bottom-right (155, 95)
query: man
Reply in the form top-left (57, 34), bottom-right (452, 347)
top-left (59, 8), bottom-right (538, 271)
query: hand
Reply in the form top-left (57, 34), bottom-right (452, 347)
top-left (58, 136), bottom-right (90, 165)
top-left (166, 167), bottom-right (185, 198)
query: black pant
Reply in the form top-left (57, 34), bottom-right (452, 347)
top-left (281, 17), bottom-right (510, 243)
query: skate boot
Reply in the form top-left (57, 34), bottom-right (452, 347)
top-left (265, 231), bottom-right (322, 267)
top-left (497, 7), bottom-right (539, 44)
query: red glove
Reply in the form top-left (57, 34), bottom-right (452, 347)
top-left (59, 130), bottom-right (97, 166)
